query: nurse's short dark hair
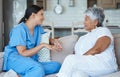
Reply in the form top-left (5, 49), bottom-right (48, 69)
top-left (19, 5), bottom-right (43, 23)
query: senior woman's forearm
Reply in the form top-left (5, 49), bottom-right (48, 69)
top-left (84, 36), bottom-right (111, 55)
top-left (83, 48), bottom-right (102, 55)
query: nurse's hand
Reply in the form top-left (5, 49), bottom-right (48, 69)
top-left (40, 43), bottom-right (62, 52)
top-left (51, 45), bottom-right (62, 52)
top-left (50, 38), bottom-right (62, 50)
top-left (41, 43), bottom-right (53, 50)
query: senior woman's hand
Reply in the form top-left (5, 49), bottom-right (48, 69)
top-left (50, 38), bottom-right (62, 52)
top-left (53, 39), bottom-right (62, 51)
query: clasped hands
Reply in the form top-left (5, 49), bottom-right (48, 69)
top-left (51, 39), bottom-right (62, 52)
top-left (41, 39), bottom-right (62, 52)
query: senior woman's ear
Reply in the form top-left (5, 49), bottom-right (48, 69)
top-left (94, 19), bottom-right (99, 27)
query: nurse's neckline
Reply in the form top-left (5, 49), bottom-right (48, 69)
top-left (22, 22), bottom-right (35, 37)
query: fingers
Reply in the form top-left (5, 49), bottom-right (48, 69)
top-left (51, 45), bottom-right (62, 52)
top-left (54, 39), bottom-right (62, 49)
top-left (41, 41), bottom-right (62, 52)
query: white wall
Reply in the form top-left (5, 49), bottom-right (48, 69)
top-left (44, 0), bottom-right (87, 27)
top-left (104, 10), bottom-right (120, 26)
top-left (3, 0), bottom-right (27, 45)
top-left (44, 0), bottom-right (120, 27)
top-left (13, 0), bottom-right (27, 26)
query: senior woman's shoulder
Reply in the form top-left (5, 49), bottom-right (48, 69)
top-left (96, 27), bottom-right (110, 32)
top-left (95, 27), bottom-right (113, 38)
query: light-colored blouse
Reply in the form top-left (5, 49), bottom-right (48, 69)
top-left (75, 27), bottom-right (117, 70)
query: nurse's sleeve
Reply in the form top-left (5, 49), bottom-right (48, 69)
top-left (9, 28), bottom-right (26, 47)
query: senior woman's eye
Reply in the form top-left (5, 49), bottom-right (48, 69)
top-left (85, 16), bottom-right (89, 21)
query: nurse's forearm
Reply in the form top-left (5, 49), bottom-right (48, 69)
top-left (17, 44), bottom-right (50, 57)
top-left (23, 45), bottom-right (45, 57)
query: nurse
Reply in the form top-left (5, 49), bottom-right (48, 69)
top-left (56, 7), bottom-right (118, 77)
top-left (3, 5), bottom-right (62, 77)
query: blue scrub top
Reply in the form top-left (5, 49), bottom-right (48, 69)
top-left (3, 22), bottom-right (45, 70)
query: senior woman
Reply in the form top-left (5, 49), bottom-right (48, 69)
top-left (56, 7), bottom-right (118, 77)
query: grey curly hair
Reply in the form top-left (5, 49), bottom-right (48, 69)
top-left (85, 7), bottom-right (105, 27)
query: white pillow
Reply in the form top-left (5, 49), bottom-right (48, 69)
top-left (37, 32), bottom-right (51, 62)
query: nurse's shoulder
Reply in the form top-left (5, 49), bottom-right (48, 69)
top-left (10, 22), bottom-right (26, 35)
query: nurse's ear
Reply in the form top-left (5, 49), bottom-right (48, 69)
top-left (28, 13), bottom-right (38, 23)
top-left (30, 13), bottom-right (36, 19)
top-left (29, 13), bottom-right (36, 20)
